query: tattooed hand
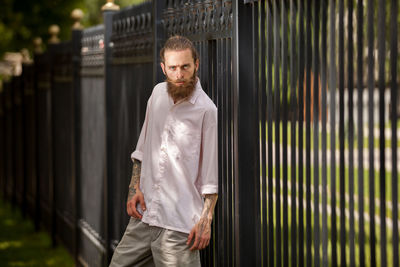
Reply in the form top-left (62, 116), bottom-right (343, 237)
top-left (127, 190), bottom-right (146, 219)
top-left (187, 194), bottom-right (218, 251)
top-left (126, 160), bottom-right (146, 219)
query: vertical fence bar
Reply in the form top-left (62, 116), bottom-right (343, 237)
top-left (289, 0), bottom-right (298, 266)
top-left (367, 0), bottom-right (376, 264)
top-left (297, 0), bottom-right (305, 264)
top-left (312, 0), bottom-right (320, 265)
top-left (305, 0), bottom-right (312, 264)
top-left (223, 36), bottom-right (229, 267)
top-left (104, 7), bottom-right (117, 264)
top-left (329, 0), bottom-right (337, 265)
top-left (266, 0), bottom-right (274, 265)
top-left (347, 0), bottom-right (355, 265)
top-left (321, 0), bottom-right (328, 265)
top-left (217, 36), bottom-right (225, 267)
top-left (233, 0), bottom-right (259, 265)
top-left (71, 27), bottom-right (82, 265)
top-left (338, 0), bottom-right (346, 264)
top-left (281, 1), bottom-right (289, 266)
top-left (252, 2), bottom-right (262, 265)
top-left (4, 81), bottom-right (13, 204)
top-left (377, 0), bottom-right (387, 265)
top-left (259, 1), bottom-right (268, 266)
top-left (0, 85), bottom-right (4, 200)
top-left (390, 0), bottom-right (399, 266)
top-left (153, 0), bottom-right (166, 84)
top-left (273, 1), bottom-right (282, 266)
top-left (356, 0), bottom-right (365, 265)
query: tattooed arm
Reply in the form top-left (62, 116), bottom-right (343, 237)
top-left (187, 194), bottom-right (218, 251)
top-left (126, 159), bottom-right (146, 219)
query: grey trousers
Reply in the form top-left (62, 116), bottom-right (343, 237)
top-left (109, 217), bottom-right (201, 267)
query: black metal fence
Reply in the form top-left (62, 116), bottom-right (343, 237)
top-left (0, 0), bottom-right (399, 266)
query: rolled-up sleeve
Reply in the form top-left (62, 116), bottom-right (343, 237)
top-left (131, 96), bottom-right (152, 162)
top-left (197, 108), bottom-right (218, 195)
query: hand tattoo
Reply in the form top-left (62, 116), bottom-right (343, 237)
top-left (127, 160), bottom-right (141, 201)
top-left (188, 194), bottom-right (218, 250)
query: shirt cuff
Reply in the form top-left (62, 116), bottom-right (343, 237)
top-left (131, 150), bottom-right (143, 162)
top-left (200, 185), bottom-right (218, 195)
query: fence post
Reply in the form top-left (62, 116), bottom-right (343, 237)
top-left (152, 0), bottom-right (165, 84)
top-left (0, 81), bottom-right (4, 201)
top-left (48, 24), bottom-right (60, 248)
top-left (232, 0), bottom-right (260, 266)
top-left (71, 8), bottom-right (83, 266)
top-left (33, 37), bottom-right (42, 233)
top-left (21, 50), bottom-right (36, 227)
top-left (102, 0), bottom-right (119, 264)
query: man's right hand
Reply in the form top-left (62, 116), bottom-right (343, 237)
top-left (127, 190), bottom-right (146, 219)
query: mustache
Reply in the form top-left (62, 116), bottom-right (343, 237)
top-left (167, 78), bottom-right (188, 83)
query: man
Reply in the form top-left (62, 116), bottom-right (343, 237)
top-left (109, 35), bottom-right (218, 267)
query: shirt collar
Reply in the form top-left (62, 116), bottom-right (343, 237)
top-left (188, 78), bottom-right (202, 105)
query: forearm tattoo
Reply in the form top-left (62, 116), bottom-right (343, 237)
top-left (127, 160), bottom-right (141, 201)
top-left (201, 194), bottom-right (218, 222)
top-left (196, 194), bottom-right (218, 235)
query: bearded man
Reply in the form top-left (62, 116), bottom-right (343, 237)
top-left (109, 35), bottom-right (218, 267)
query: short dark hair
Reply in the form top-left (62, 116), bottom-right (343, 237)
top-left (160, 35), bottom-right (199, 63)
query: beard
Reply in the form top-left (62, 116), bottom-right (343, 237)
top-left (166, 70), bottom-right (197, 101)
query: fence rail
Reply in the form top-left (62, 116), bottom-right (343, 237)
top-left (0, 0), bottom-right (399, 266)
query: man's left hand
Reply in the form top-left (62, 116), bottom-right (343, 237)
top-left (187, 217), bottom-right (211, 251)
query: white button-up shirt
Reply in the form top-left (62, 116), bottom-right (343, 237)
top-left (131, 80), bottom-right (218, 234)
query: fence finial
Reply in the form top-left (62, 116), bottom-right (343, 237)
top-left (33, 37), bottom-right (43, 54)
top-left (48, 24), bottom-right (60, 44)
top-left (21, 48), bottom-right (32, 64)
top-left (102, 0), bottom-right (120, 11)
top-left (71, 9), bottom-right (84, 30)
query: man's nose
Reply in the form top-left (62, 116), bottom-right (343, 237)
top-left (176, 68), bottom-right (184, 79)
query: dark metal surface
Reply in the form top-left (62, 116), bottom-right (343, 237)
top-left (77, 25), bottom-right (107, 267)
top-left (34, 51), bottom-right (54, 235)
top-left (21, 63), bottom-right (38, 228)
top-left (0, 85), bottom-right (4, 200)
top-left (50, 41), bottom-right (77, 254)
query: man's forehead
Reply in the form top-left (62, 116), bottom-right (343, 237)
top-left (164, 49), bottom-right (194, 64)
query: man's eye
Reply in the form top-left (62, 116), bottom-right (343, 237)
top-left (183, 65), bottom-right (189, 69)
top-left (169, 66), bottom-right (176, 70)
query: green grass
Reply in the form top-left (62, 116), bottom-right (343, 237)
top-left (0, 199), bottom-right (74, 267)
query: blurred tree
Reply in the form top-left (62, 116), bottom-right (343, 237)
top-left (0, 0), bottom-right (85, 57)
top-left (0, 0), bottom-right (146, 58)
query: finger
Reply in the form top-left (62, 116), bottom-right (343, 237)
top-left (190, 234), bottom-right (200, 251)
top-left (139, 197), bottom-right (146, 212)
top-left (129, 200), bottom-right (142, 219)
top-left (187, 230), bottom-right (194, 245)
top-left (200, 237), bottom-right (209, 250)
top-left (127, 202), bottom-right (133, 217)
top-left (197, 239), bottom-right (205, 250)
top-left (132, 206), bottom-right (142, 219)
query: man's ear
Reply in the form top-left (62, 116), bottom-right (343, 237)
top-left (160, 62), bottom-right (166, 75)
top-left (195, 59), bottom-right (199, 71)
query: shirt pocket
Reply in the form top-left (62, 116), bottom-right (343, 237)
top-left (169, 121), bottom-right (201, 165)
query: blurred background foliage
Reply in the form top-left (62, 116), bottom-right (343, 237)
top-left (0, 0), bottom-right (145, 58)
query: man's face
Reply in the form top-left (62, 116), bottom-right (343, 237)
top-left (161, 49), bottom-right (199, 86)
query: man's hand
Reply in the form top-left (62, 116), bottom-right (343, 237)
top-left (187, 194), bottom-right (218, 251)
top-left (187, 217), bottom-right (212, 250)
top-left (127, 190), bottom-right (146, 219)
top-left (126, 159), bottom-right (145, 219)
